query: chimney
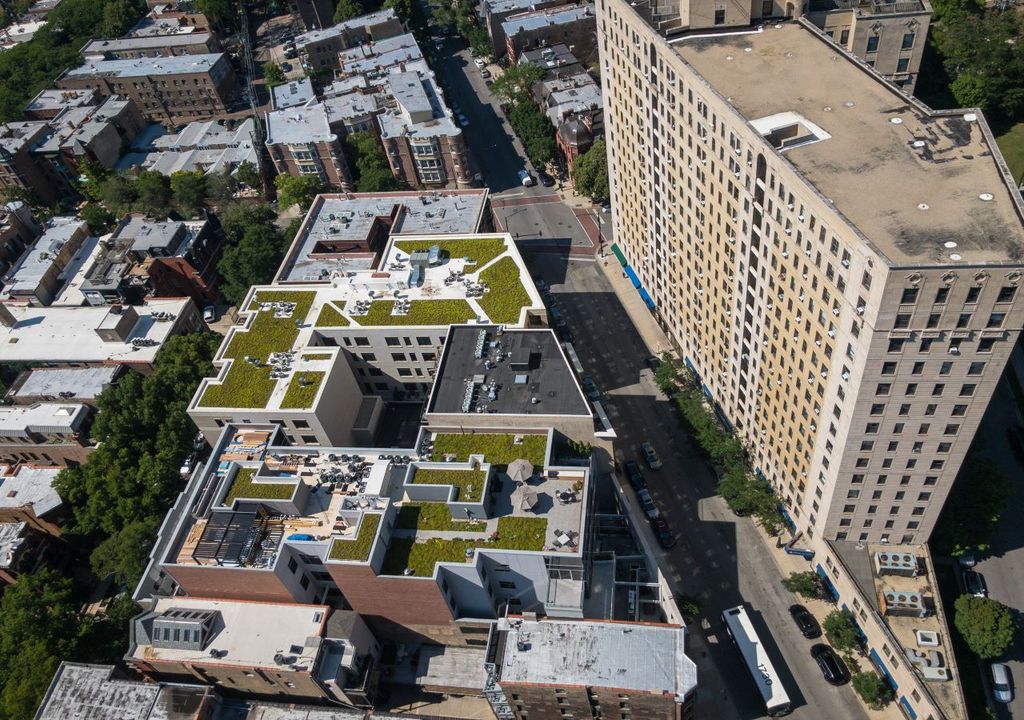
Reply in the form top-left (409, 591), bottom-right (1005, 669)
top-left (0, 303), bottom-right (16, 328)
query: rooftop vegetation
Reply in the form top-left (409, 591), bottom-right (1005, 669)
top-left (411, 468), bottom-right (487, 502)
top-left (280, 371), bottom-right (325, 409)
top-left (477, 256), bottom-right (531, 324)
top-left (393, 238), bottom-right (506, 268)
top-left (432, 432), bottom-right (547, 468)
top-left (395, 503), bottom-right (487, 532)
top-left (329, 513), bottom-right (381, 561)
top-left (223, 468), bottom-right (296, 505)
top-left (353, 299), bottom-right (476, 326)
top-left (302, 353), bottom-right (333, 361)
top-left (382, 516), bottom-right (548, 576)
top-left (198, 290), bottom-right (316, 409)
top-left (315, 302), bottom-right (350, 327)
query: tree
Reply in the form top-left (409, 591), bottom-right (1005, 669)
top-left (653, 354), bottom-right (679, 394)
top-left (933, 459), bottom-right (1014, 557)
top-left (384, 0), bottom-right (427, 34)
top-left (102, 0), bottom-right (140, 36)
top-left (954, 595), bottom-right (1016, 659)
top-left (219, 202), bottom-right (277, 243)
top-left (134, 169), bottom-right (171, 217)
top-left (192, 0), bottom-right (234, 24)
top-left (572, 138), bottom-right (609, 203)
top-left (236, 160), bottom-right (261, 189)
top-left (80, 202), bottom-right (115, 234)
top-left (491, 62), bottom-right (545, 106)
top-left (90, 516), bottom-right (162, 587)
top-left (508, 101), bottom-right (555, 169)
top-left (274, 173), bottom-right (323, 211)
top-left (170, 170), bottom-right (207, 213)
top-left (97, 171), bottom-right (138, 214)
top-left (204, 169), bottom-right (237, 205)
top-left (823, 610), bottom-right (861, 654)
top-left (263, 61), bottom-right (285, 89)
top-left (218, 223), bottom-right (288, 305)
top-left (782, 571), bottom-right (823, 599)
top-left (851, 671), bottom-right (894, 709)
top-left (939, 10), bottom-right (1024, 121)
top-left (334, 0), bottom-right (363, 22)
top-left (345, 131), bottom-right (402, 192)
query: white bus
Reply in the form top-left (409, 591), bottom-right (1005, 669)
top-left (722, 604), bottom-right (792, 717)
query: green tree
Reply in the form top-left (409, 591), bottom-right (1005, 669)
top-left (134, 169), bottom-right (171, 217)
top-left (491, 62), bottom-right (545, 106)
top-left (274, 173), bottom-right (323, 211)
top-left (933, 459), bottom-right (1013, 557)
top-left (97, 171), bottom-right (138, 214)
top-left (823, 610), bottom-right (861, 654)
top-left (170, 170), bottom-right (207, 213)
top-left (80, 202), bottom-right (116, 234)
top-left (192, 0), bottom-right (234, 24)
top-left (218, 223), bottom-right (288, 304)
top-left (236, 160), bottom-right (261, 188)
top-left (90, 516), bottom-right (162, 587)
top-left (77, 158), bottom-right (110, 200)
top-left (384, 0), bottom-right (427, 34)
top-left (509, 101), bottom-right (555, 168)
top-left (782, 571), bottom-right (823, 599)
top-left (219, 202), bottom-right (277, 243)
top-left (345, 131), bottom-right (402, 192)
top-left (572, 138), bottom-right (609, 203)
top-left (334, 0), bottom-right (363, 22)
top-left (204, 169), bottom-right (237, 205)
top-left (939, 10), bottom-right (1024, 120)
top-left (102, 0), bottom-right (140, 36)
top-left (851, 671), bottom-right (894, 709)
top-left (653, 354), bottom-right (679, 394)
top-left (263, 61), bottom-right (285, 88)
top-left (954, 595), bottom-right (1016, 659)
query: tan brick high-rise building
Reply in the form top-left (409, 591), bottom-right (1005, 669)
top-left (599, 6), bottom-right (1024, 548)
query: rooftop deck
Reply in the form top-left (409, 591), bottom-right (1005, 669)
top-left (672, 22), bottom-right (1024, 266)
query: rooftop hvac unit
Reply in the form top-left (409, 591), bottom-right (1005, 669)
top-left (875, 551), bottom-right (920, 577)
top-left (881, 590), bottom-right (929, 618)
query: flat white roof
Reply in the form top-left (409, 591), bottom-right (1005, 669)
top-left (272, 78), bottom-right (316, 110)
top-left (0, 217), bottom-right (86, 299)
top-left (496, 617), bottom-right (697, 700)
top-left (502, 4), bottom-right (594, 36)
top-left (0, 297), bottom-right (191, 364)
top-left (0, 402), bottom-right (88, 436)
top-left (64, 53), bottom-right (223, 79)
top-left (81, 32), bottom-right (212, 54)
top-left (133, 597), bottom-right (329, 669)
top-left (294, 8), bottom-right (397, 49)
top-left (0, 465), bottom-right (62, 516)
top-left (13, 366), bottom-right (118, 400)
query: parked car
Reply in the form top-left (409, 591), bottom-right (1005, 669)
top-left (202, 305), bottom-right (216, 323)
top-left (284, 48), bottom-right (298, 59)
top-left (457, 114), bottom-right (469, 127)
top-left (557, 325), bottom-right (573, 344)
top-left (474, 57), bottom-right (486, 68)
top-left (651, 516), bottom-right (675, 548)
top-left (992, 662), bottom-right (1014, 703)
top-left (789, 604), bottom-right (821, 639)
top-left (640, 441), bottom-right (663, 470)
top-left (518, 169), bottom-right (534, 186)
top-left (810, 644), bottom-right (849, 685)
top-left (582, 375), bottom-right (600, 400)
top-left (538, 171), bottom-right (555, 187)
top-left (179, 455), bottom-right (194, 476)
top-left (964, 570), bottom-right (988, 597)
top-left (637, 489), bottom-right (660, 519)
top-left (957, 549), bottom-right (977, 568)
top-left (280, 62), bottom-right (293, 72)
top-left (480, 68), bottom-right (491, 79)
top-left (623, 460), bottom-right (646, 491)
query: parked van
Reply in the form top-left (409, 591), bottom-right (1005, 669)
top-left (518, 170), bottom-right (534, 186)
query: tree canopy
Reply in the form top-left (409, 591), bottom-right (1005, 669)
top-left (334, 0), bottom-right (363, 22)
top-left (572, 138), bottom-right (609, 203)
top-left (822, 610), bottom-right (861, 653)
top-left (274, 173), bottom-right (323, 211)
top-left (236, 161), bottom-right (261, 189)
top-left (940, 10), bottom-right (1024, 120)
top-left (170, 170), bottom-right (207, 214)
top-left (215, 203), bottom-right (291, 305)
top-left (263, 61), bottom-right (285, 89)
top-left (851, 671), bottom-right (894, 709)
top-left (509, 101), bottom-right (555, 169)
top-left (345, 131), bottom-right (402, 192)
top-left (491, 62), bottom-right (544, 106)
top-left (782, 571), bottom-right (823, 599)
top-left (954, 595), bottom-right (1016, 659)
top-left (932, 458), bottom-right (1013, 556)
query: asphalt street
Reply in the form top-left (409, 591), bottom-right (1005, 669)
top-left (433, 35), bottom-right (869, 719)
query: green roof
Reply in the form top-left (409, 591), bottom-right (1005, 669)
top-left (410, 468), bottom-right (487, 502)
top-left (198, 290), bottom-right (316, 409)
top-left (223, 468), bottom-right (296, 505)
top-left (352, 299), bottom-right (476, 326)
top-left (315, 302), bottom-right (350, 327)
top-left (393, 238), bottom-right (507, 268)
top-left (329, 513), bottom-right (381, 561)
top-left (381, 516), bottom-right (548, 576)
top-left (395, 503), bottom-right (486, 532)
top-left (280, 371), bottom-right (325, 409)
top-left (432, 433), bottom-right (547, 467)
top-left (477, 256), bottom-right (531, 325)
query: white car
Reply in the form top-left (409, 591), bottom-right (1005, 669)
top-left (203, 304), bottom-right (216, 322)
top-left (473, 57), bottom-right (486, 68)
top-left (992, 663), bottom-right (1013, 703)
top-left (518, 170), bottom-right (534, 187)
top-left (457, 114), bottom-right (469, 127)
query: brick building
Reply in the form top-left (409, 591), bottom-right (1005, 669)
top-left (55, 54), bottom-right (239, 126)
top-left (502, 4), bottom-right (597, 64)
top-left (80, 32), bottom-right (221, 60)
top-left (295, 9), bottom-right (404, 73)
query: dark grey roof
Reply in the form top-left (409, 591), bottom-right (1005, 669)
top-left (428, 325), bottom-right (590, 417)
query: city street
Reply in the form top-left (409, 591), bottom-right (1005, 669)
top-left (432, 33), bottom-right (869, 719)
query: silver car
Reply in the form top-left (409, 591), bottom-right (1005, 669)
top-left (992, 662), bottom-right (1013, 703)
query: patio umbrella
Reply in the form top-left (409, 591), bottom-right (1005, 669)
top-left (508, 458), bottom-right (534, 485)
top-left (519, 489), bottom-right (539, 511)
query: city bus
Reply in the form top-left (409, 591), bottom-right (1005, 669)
top-left (722, 604), bottom-right (792, 717)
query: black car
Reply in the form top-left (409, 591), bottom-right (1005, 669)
top-left (811, 644), bottom-right (849, 686)
top-left (538, 171), bottom-right (555, 187)
top-left (651, 517), bottom-right (676, 549)
top-left (788, 604), bottom-right (821, 639)
top-left (623, 459), bottom-right (646, 490)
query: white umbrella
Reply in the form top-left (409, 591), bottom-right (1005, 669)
top-left (508, 458), bottom-right (534, 484)
top-left (519, 489), bottom-right (539, 511)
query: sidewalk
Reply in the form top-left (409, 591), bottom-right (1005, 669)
top-left (597, 259), bottom-right (673, 358)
